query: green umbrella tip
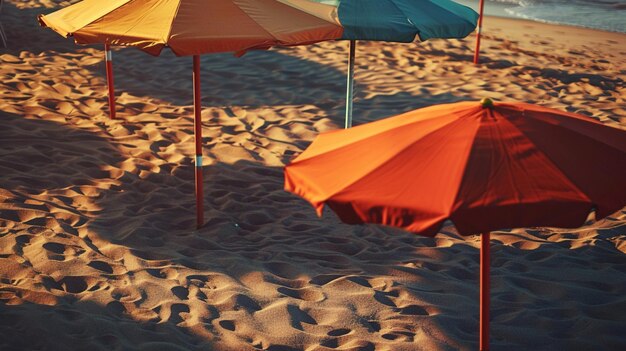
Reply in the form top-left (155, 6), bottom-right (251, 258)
top-left (480, 98), bottom-right (494, 108)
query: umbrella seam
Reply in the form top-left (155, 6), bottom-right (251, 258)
top-left (71, 0), bottom-right (136, 38)
top-left (505, 111), bottom-right (607, 206)
top-left (424, 0), bottom-right (477, 33)
top-left (448, 108), bottom-right (486, 214)
top-left (385, 0), bottom-right (421, 42)
top-left (502, 104), bottom-right (626, 153)
top-left (292, 103), bottom-right (479, 164)
top-left (389, 0), bottom-right (476, 40)
top-left (275, 0), bottom-right (339, 25)
top-left (164, 0), bottom-right (183, 46)
top-left (111, 0), bottom-right (168, 41)
top-left (322, 110), bottom-right (477, 203)
top-left (231, 1), bottom-right (283, 45)
top-left (451, 108), bottom-right (592, 216)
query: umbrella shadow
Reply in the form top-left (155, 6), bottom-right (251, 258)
top-left (0, 110), bottom-right (470, 349)
top-left (0, 111), bottom-right (217, 350)
top-left (1, 1), bottom-right (82, 55)
top-left (88, 154), bottom-right (626, 351)
top-left (93, 47), bottom-right (473, 127)
top-left (0, 300), bottom-right (216, 350)
top-left (105, 49), bottom-right (347, 108)
top-left (1, 108), bottom-right (625, 350)
top-left (3, 2), bottom-right (626, 350)
top-left (15, 0), bottom-right (479, 127)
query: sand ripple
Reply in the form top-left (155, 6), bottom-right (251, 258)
top-left (1, 1), bottom-right (625, 350)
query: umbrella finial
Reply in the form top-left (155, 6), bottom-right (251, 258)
top-left (480, 98), bottom-right (494, 108)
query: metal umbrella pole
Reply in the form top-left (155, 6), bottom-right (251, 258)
top-left (344, 40), bottom-right (356, 129)
top-left (193, 55), bottom-right (204, 228)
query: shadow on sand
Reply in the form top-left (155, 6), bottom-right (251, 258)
top-left (8, 1), bottom-right (473, 128)
top-left (1, 111), bottom-right (626, 350)
top-left (1, 2), bottom-right (626, 350)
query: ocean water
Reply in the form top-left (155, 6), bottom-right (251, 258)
top-left (455, 0), bottom-right (626, 33)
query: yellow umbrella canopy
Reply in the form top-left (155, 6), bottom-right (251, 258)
top-left (39, 0), bottom-right (343, 56)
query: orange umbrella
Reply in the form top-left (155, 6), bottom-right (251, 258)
top-left (285, 99), bottom-right (626, 351)
top-left (38, 0), bottom-right (478, 228)
top-left (38, 0), bottom-right (342, 56)
top-left (39, 0), bottom-right (343, 228)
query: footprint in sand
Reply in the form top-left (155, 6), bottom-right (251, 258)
top-left (327, 328), bottom-right (352, 337)
top-left (397, 304), bottom-right (429, 316)
top-left (58, 276), bottom-right (89, 294)
top-left (87, 260), bottom-right (114, 274)
top-left (168, 303), bottom-right (190, 324)
top-left (171, 286), bottom-right (189, 300)
top-left (277, 286), bottom-right (325, 302)
top-left (286, 305), bottom-right (317, 331)
top-left (218, 319), bottom-right (236, 331)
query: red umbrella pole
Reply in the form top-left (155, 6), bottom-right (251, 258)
top-left (480, 232), bottom-right (490, 351)
top-left (473, 0), bottom-right (486, 65)
top-left (104, 43), bottom-right (116, 118)
top-left (193, 55), bottom-right (204, 229)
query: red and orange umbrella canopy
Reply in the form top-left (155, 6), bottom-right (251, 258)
top-left (39, 0), bottom-right (478, 56)
top-left (285, 100), bottom-right (626, 236)
top-left (38, 0), bottom-right (343, 56)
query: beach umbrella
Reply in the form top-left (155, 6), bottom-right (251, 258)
top-left (310, 0), bottom-right (478, 128)
top-left (38, 0), bottom-right (346, 228)
top-left (40, 0), bottom-right (479, 127)
top-left (474, 0), bottom-right (485, 64)
top-left (38, 0), bottom-right (476, 228)
top-left (284, 99), bottom-right (626, 351)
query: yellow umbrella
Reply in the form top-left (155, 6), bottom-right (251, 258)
top-left (39, 0), bottom-right (343, 228)
top-left (39, 0), bottom-right (341, 56)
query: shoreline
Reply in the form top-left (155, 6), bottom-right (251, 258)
top-left (455, 0), bottom-right (626, 35)
top-left (482, 14), bottom-right (626, 37)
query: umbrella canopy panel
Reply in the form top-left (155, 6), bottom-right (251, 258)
top-left (39, 0), bottom-right (344, 56)
top-left (333, 0), bottom-right (479, 41)
top-left (285, 101), bottom-right (626, 236)
top-left (39, 0), bottom-right (478, 56)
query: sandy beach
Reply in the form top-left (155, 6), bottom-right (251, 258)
top-left (1, 1), bottom-right (625, 350)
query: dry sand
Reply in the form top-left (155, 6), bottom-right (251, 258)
top-left (1, 1), bottom-right (626, 350)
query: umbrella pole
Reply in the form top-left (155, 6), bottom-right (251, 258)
top-left (473, 0), bottom-right (485, 64)
top-left (104, 43), bottom-right (116, 119)
top-left (193, 55), bottom-right (204, 229)
top-left (480, 232), bottom-right (490, 351)
top-left (344, 40), bottom-right (356, 129)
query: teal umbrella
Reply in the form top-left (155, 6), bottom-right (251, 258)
top-left (318, 0), bottom-right (479, 127)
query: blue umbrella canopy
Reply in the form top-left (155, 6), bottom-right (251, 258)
top-left (313, 0), bottom-right (479, 128)
top-left (315, 0), bottom-right (479, 41)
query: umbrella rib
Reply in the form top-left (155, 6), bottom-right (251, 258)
top-left (388, 0), bottom-right (476, 40)
top-left (423, 0), bottom-right (476, 26)
top-left (71, 0), bottom-right (137, 36)
top-left (39, 0), bottom-right (132, 37)
top-left (451, 109), bottom-right (591, 214)
top-left (232, 2), bottom-right (281, 44)
top-left (500, 114), bottom-right (592, 204)
top-left (112, 0), bottom-right (172, 41)
top-left (164, 0), bottom-right (183, 46)
top-left (275, 0), bottom-right (339, 25)
top-left (320, 113), bottom-right (476, 203)
top-left (529, 111), bottom-right (626, 154)
top-left (386, 0), bottom-right (421, 41)
top-left (294, 106), bottom-right (478, 164)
